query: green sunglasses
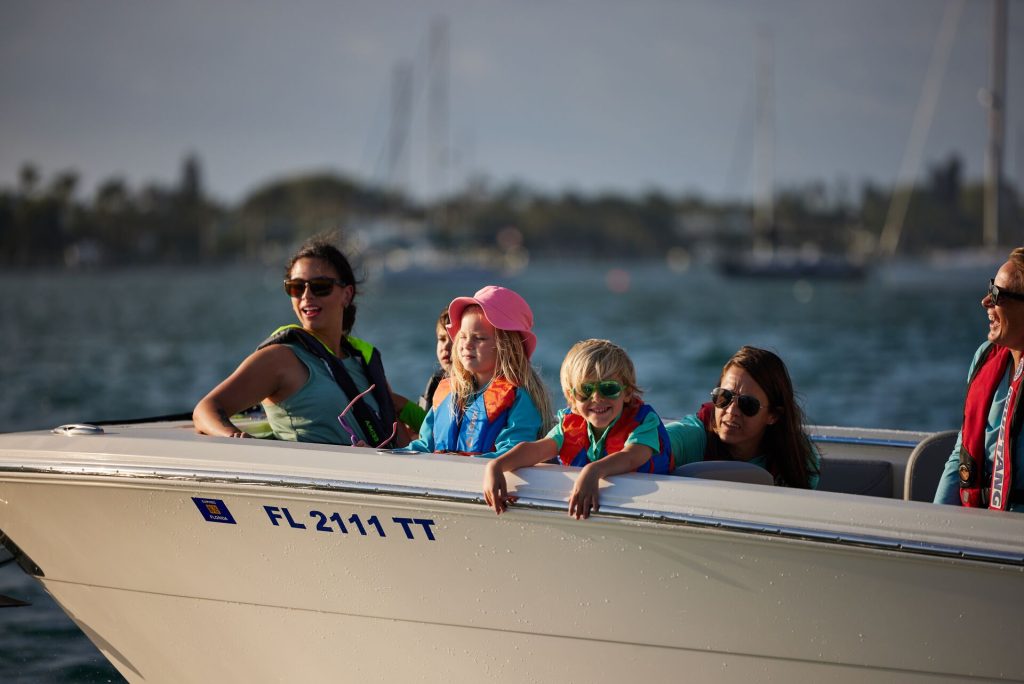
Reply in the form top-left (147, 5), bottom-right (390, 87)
top-left (574, 379), bottom-right (624, 401)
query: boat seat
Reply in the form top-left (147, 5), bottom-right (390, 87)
top-left (903, 429), bottom-right (958, 502)
top-left (817, 458), bottom-right (893, 497)
top-left (672, 461), bottom-right (774, 485)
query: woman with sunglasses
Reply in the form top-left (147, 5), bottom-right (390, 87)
top-left (934, 247), bottom-right (1024, 512)
top-left (665, 346), bottom-right (820, 489)
top-left (483, 338), bottom-right (674, 519)
top-left (193, 236), bottom-right (419, 446)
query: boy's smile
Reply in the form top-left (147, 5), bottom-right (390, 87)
top-left (572, 382), bottom-right (629, 436)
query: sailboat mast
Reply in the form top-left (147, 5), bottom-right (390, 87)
top-left (984, 0), bottom-right (1007, 248)
top-left (753, 27), bottom-right (775, 255)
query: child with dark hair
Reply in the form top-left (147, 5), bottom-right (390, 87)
top-left (418, 308), bottom-right (452, 411)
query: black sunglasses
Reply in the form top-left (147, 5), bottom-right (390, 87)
top-left (283, 277), bottom-right (346, 298)
top-left (987, 279), bottom-right (1024, 307)
top-left (711, 387), bottom-right (764, 417)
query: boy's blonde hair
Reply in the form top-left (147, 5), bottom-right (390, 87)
top-left (448, 305), bottom-right (554, 434)
top-left (559, 339), bottom-right (641, 404)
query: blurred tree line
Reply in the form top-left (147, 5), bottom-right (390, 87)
top-left (1, 153), bottom-right (1020, 269)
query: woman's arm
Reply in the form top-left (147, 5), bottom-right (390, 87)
top-left (933, 430), bottom-right (966, 504)
top-left (193, 346), bottom-right (303, 437)
top-left (389, 389), bottom-right (423, 447)
top-left (664, 414), bottom-right (708, 467)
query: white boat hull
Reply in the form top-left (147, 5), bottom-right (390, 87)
top-left (1, 421), bottom-right (1022, 682)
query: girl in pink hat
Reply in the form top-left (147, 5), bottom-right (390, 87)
top-left (409, 286), bottom-right (553, 458)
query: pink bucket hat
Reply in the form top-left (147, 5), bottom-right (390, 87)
top-left (447, 285), bottom-right (538, 359)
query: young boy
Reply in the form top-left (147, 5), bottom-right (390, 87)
top-left (418, 308), bottom-right (453, 411)
top-left (482, 338), bottom-right (673, 519)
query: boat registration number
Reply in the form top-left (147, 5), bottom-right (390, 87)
top-left (264, 505), bottom-right (437, 541)
top-left (191, 497), bottom-right (438, 542)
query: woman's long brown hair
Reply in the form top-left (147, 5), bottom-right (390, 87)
top-left (704, 346), bottom-right (818, 488)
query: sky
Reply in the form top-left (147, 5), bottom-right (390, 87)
top-left (1, 0), bottom-right (1022, 205)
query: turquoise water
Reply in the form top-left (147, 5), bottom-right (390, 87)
top-left (0, 258), bottom-right (1000, 680)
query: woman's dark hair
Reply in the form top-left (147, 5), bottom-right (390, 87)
top-left (705, 346), bottom-right (818, 488)
top-left (285, 236), bottom-right (359, 333)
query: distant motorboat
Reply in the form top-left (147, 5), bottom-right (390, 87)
top-left (0, 418), bottom-right (1021, 682)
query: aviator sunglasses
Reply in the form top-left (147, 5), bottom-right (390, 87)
top-left (283, 277), bottom-right (346, 298)
top-left (574, 380), bottom-right (624, 401)
top-left (987, 279), bottom-right (1024, 307)
top-left (711, 387), bottom-right (764, 417)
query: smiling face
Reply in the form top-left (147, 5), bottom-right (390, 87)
top-left (984, 260), bottom-right (1024, 353)
top-left (455, 308), bottom-right (498, 386)
top-left (436, 322), bottom-right (453, 372)
top-left (714, 365), bottom-right (778, 461)
top-left (570, 376), bottom-right (630, 436)
top-left (288, 257), bottom-right (351, 344)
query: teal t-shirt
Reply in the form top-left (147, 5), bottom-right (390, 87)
top-left (665, 413), bottom-right (821, 489)
top-left (547, 406), bottom-right (662, 463)
top-left (263, 343), bottom-right (379, 445)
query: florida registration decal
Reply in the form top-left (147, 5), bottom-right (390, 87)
top-left (192, 497), bottom-right (237, 524)
top-left (263, 505), bottom-right (437, 541)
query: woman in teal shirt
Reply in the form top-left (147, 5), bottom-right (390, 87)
top-left (193, 236), bottom-right (419, 445)
top-left (666, 346), bottom-right (820, 489)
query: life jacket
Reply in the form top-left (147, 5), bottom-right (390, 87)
top-left (419, 370), bottom-right (447, 411)
top-left (257, 325), bottom-right (396, 446)
top-left (557, 401), bottom-right (674, 474)
top-left (958, 343), bottom-right (1023, 509)
top-left (431, 377), bottom-right (518, 455)
top-left (432, 377), bottom-right (452, 410)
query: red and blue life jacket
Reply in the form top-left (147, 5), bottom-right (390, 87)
top-left (557, 401), bottom-right (674, 474)
top-left (431, 377), bottom-right (518, 455)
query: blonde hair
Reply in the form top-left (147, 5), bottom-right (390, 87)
top-left (559, 339), bottom-right (640, 405)
top-left (1008, 247), bottom-right (1024, 290)
top-left (448, 305), bottom-right (554, 434)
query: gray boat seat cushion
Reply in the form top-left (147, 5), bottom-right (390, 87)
top-left (672, 460), bottom-right (774, 485)
top-left (903, 429), bottom-right (958, 502)
top-left (817, 457), bottom-right (893, 497)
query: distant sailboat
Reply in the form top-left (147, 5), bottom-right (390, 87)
top-left (878, 0), bottom-right (1009, 271)
top-left (717, 28), bottom-right (867, 280)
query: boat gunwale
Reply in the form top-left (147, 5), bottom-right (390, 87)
top-left (1, 461), bottom-right (1021, 568)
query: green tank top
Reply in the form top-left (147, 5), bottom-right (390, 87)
top-left (263, 343), bottom-right (380, 445)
